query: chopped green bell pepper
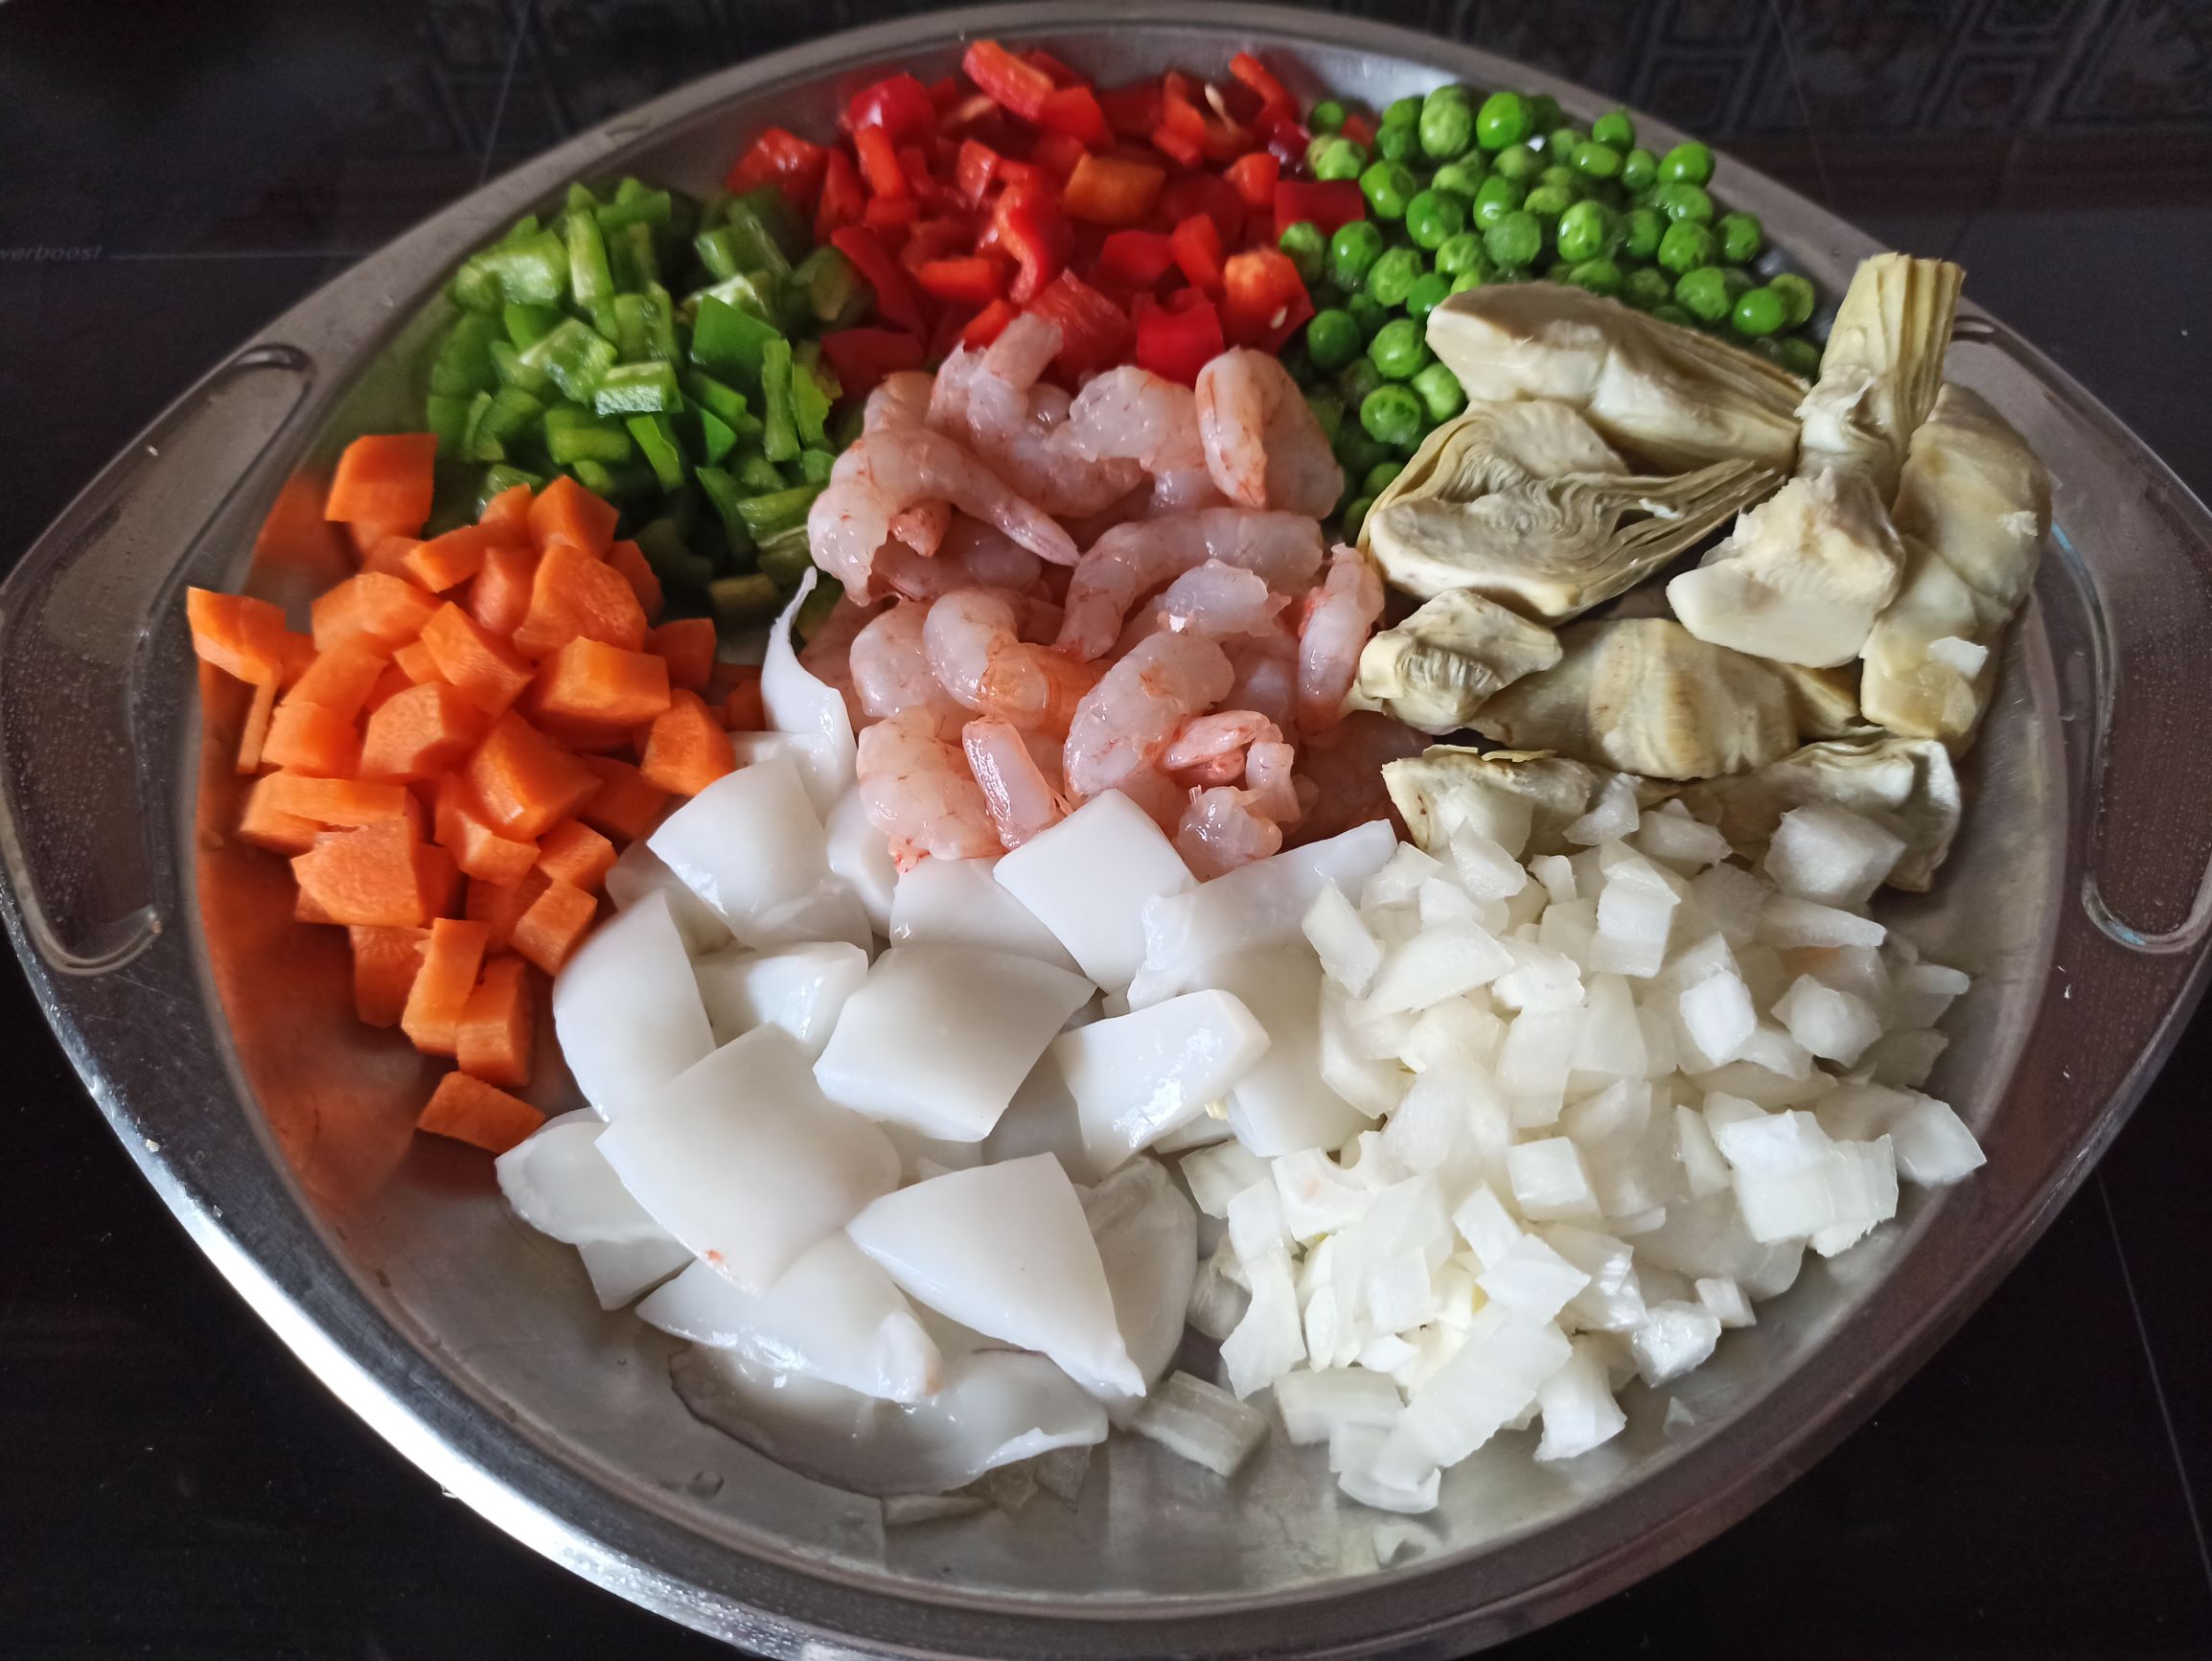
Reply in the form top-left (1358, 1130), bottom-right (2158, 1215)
top-left (593, 360), bottom-right (684, 417)
top-left (626, 414), bottom-right (689, 492)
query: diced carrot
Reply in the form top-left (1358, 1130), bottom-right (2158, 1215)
top-left (261, 699), bottom-right (361, 778)
top-left (362, 660), bottom-right (417, 716)
top-left (283, 639), bottom-right (389, 723)
top-left (531, 637), bottom-right (673, 728)
top-left (358, 681), bottom-right (484, 782)
top-left (434, 777), bottom-right (541, 885)
top-left (420, 602), bottom-right (532, 716)
top-left (469, 545), bottom-right (539, 640)
top-left (278, 631), bottom-right (319, 689)
top-left (403, 523), bottom-right (497, 592)
top-left (311, 572), bottom-right (440, 654)
top-left (638, 690), bottom-right (736, 796)
top-left (416, 1070), bottom-right (543, 1154)
top-left (723, 665), bottom-right (765, 732)
top-left (536, 819), bottom-right (616, 891)
top-left (350, 924), bottom-right (428, 1027)
top-left (291, 818), bottom-right (441, 927)
top-left (265, 773), bottom-right (415, 828)
top-left (393, 639), bottom-right (442, 683)
top-left (237, 773), bottom-right (322, 854)
top-left (466, 869), bottom-right (550, 950)
top-left (360, 534), bottom-right (424, 578)
top-left (605, 539), bottom-right (665, 622)
top-left (236, 677), bottom-right (279, 775)
top-left (578, 755), bottom-right (670, 843)
top-left (525, 473), bottom-right (619, 559)
top-left (296, 885), bottom-right (339, 926)
top-left (187, 588), bottom-right (289, 684)
top-left (511, 542), bottom-right (649, 658)
top-left (648, 618), bottom-right (718, 694)
top-left (401, 916), bottom-right (491, 1055)
top-left (477, 482), bottom-right (535, 540)
top-left (461, 713), bottom-right (599, 839)
top-left (419, 841), bottom-right (461, 919)
top-left (326, 433), bottom-right (439, 531)
top-left (510, 881), bottom-right (598, 975)
top-left (456, 956), bottom-right (534, 1087)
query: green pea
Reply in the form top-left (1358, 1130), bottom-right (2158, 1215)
top-left (1535, 163), bottom-right (1582, 197)
top-left (1431, 158), bottom-right (1487, 199)
top-left (1367, 245), bottom-right (1426, 308)
top-left (1405, 271), bottom-right (1452, 323)
top-left (1308, 99), bottom-right (1348, 135)
top-left (1435, 230), bottom-right (1489, 279)
top-left (1334, 417), bottom-right (1390, 475)
top-left (1650, 302), bottom-right (1694, 327)
top-left (1674, 265), bottom-right (1733, 322)
top-left (1620, 146), bottom-right (1658, 192)
top-left (1384, 95), bottom-right (1423, 129)
top-left (1278, 220), bottom-right (1327, 286)
top-left (1411, 360), bottom-right (1467, 425)
top-left (1567, 257), bottom-right (1624, 297)
top-left (1731, 286), bottom-right (1786, 337)
top-left (1419, 90), bottom-right (1476, 160)
top-left (1523, 182), bottom-right (1576, 221)
top-left (1719, 265), bottom-right (1753, 300)
top-left (1313, 137), bottom-right (1369, 182)
top-left (1449, 270), bottom-right (1486, 294)
top-left (1305, 387), bottom-right (1346, 442)
top-left (1471, 174), bottom-right (1526, 228)
top-left (1476, 90), bottom-right (1532, 150)
top-left (1768, 271), bottom-right (1817, 328)
top-left (1555, 199), bottom-right (1616, 264)
top-left (1545, 260), bottom-right (1576, 285)
top-left (1305, 307), bottom-right (1363, 372)
top-left (1361, 160), bottom-right (1420, 219)
top-left (1328, 219), bottom-right (1386, 288)
top-left (1528, 95), bottom-right (1565, 134)
top-left (1547, 126), bottom-right (1588, 156)
top-left (1583, 176), bottom-right (1626, 210)
top-left (1623, 265), bottom-right (1672, 310)
top-left (1717, 211), bottom-right (1763, 265)
top-left (1573, 140), bottom-right (1623, 180)
top-left (1341, 494), bottom-right (1375, 542)
top-left (1658, 141), bottom-right (1716, 185)
top-left (1779, 335), bottom-right (1823, 378)
top-left (1627, 183), bottom-right (1659, 212)
top-left (1360, 383), bottom-right (1426, 449)
top-left (1338, 356), bottom-right (1386, 409)
top-left (1656, 219), bottom-right (1717, 274)
top-left (1484, 209), bottom-right (1543, 270)
top-left (1376, 123), bottom-right (1417, 164)
top-left (1655, 181), bottom-right (1716, 223)
top-left (1620, 206), bottom-right (1663, 261)
top-left (1346, 291), bottom-right (1391, 342)
top-left (1404, 188), bottom-right (1467, 250)
top-left (1591, 109), bottom-right (1634, 150)
top-left (1362, 460), bottom-right (1403, 497)
top-left (1492, 142), bottom-right (1542, 183)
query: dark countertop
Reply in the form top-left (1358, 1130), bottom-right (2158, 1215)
top-left (3, 2), bottom-right (2209, 1656)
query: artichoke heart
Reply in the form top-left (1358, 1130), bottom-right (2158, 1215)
top-left (1795, 253), bottom-right (1964, 498)
top-left (1678, 734), bottom-right (1962, 890)
top-left (1470, 618), bottom-right (1800, 782)
top-left (1424, 282), bottom-right (1807, 472)
top-left (1382, 746), bottom-right (1605, 859)
top-left (1777, 661), bottom-right (1873, 740)
top-left (1349, 589), bottom-right (1563, 733)
top-left (1667, 469), bottom-right (1907, 668)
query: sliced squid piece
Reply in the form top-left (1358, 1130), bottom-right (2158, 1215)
top-left (691, 940), bottom-right (868, 1055)
top-left (603, 840), bottom-right (735, 954)
top-left (495, 1109), bottom-right (667, 1243)
top-left (1052, 989), bottom-right (1272, 1175)
top-left (1209, 951), bottom-right (1377, 1157)
top-left (1083, 1157), bottom-right (1201, 1420)
top-left (598, 1026), bottom-right (899, 1294)
top-left (648, 751), bottom-right (870, 952)
top-left (551, 889), bottom-right (715, 1121)
top-left (823, 787), bottom-right (897, 937)
top-left (576, 1237), bottom-right (693, 1309)
top-left (993, 790), bottom-right (1195, 991)
top-left (761, 570), bottom-right (859, 817)
top-left (889, 855), bottom-right (1081, 975)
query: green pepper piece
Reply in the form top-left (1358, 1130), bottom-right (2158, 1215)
top-left (610, 219), bottom-right (657, 294)
top-left (569, 457), bottom-right (658, 501)
top-left (634, 519), bottom-right (717, 592)
top-left (789, 355), bottom-right (833, 450)
top-left (719, 201), bottom-right (793, 284)
top-left (626, 414), bottom-right (689, 492)
top-left (754, 526), bottom-right (815, 588)
top-left (543, 406), bottom-right (634, 467)
top-left (488, 338), bottom-right (548, 395)
top-left (429, 311), bottom-right (504, 397)
top-left (524, 317), bottom-right (619, 404)
top-left (426, 394), bottom-right (473, 461)
top-left (477, 230), bottom-right (570, 306)
top-left (477, 386), bottom-right (545, 458)
top-left (694, 408), bottom-right (740, 467)
top-left (694, 465), bottom-right (755, 554)
top-left (694, 226), bottom-right (743, 284)
top-left (733, 185), bottom-right (808, 262)
top-left (690, 295), bottom-right (781, 396)
top-left (565, 209), bottom-right (615, 324)
top-left (686, 270), bottom-right (779, 326)
top-left (793, 572), bottom-right (843, 639)
top-left (458, 390), bottom-right (496, 461)
top-left (792, 245), bottom-right (864, 327)
top-left (796, 447), bottom-right (837, 485)
top-left (448, 256), bottom-right (503, 314)
top-left (565, 181), bottom-right (602, 215)
top-left (503, 301), bottom-right (564, 350)
top-left (732, 449), bottom-right (785, 495)
top-left (477, 464), bottom-right (546, 513)
top-left (593, 360), bottom-right (685, 417)
top-left (683, 371), bottom-right (763, 439)
top-left (710, 572), bottom-right (782, 630)
top-left (595, 187), bottom-right (674, 234)
top-left (758, 336), bottom-right (797, 464)
top-left (736, 481), bottom-right (821, 543)
top-left (499, 212), bottom-right (543, 244)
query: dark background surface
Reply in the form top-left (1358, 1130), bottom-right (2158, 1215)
top-left (3, 1), bottom-right (2210, 1656)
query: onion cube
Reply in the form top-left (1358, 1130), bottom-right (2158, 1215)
top-left (1302, 881), bottom-right (1383, 994)
top-left (1389, 1304), bottom-right (1572, 1469)
top-left (1772, 974), bottom-right (1883, 1066)
top-left (994, 791), bottom-right (1193, 991)
top-left (1131, 1370), bottom-right (1271, 1477)
top-left (1448, 823), bottom-right (1529, 901)
top-left (1506, 1138), bottom-right (1601, 1222)
top-left (1500, 1007), bottom-right (1581, 1120)
top-left (1182, 1141), bottom-right (1271, 1217)
top-left (1360, 843), bottom-right (1447, 910)
top-left (1635, 804), bottom-right (1732, 872)
top-left (1890, 1094), bottom-right (1987, 1184)
top-left (1273, 1367), bottom-right (1404, 1445)
top-left (1338, 1462), bottom-right (1442, 1515)
top-left (1537, 896), bottom-right (1599, 970)
top-left (1477, 1233), bottom-right (1591, 1322)
top-left (1628, 1300), bottom-right (1722, 1386)
top-left (1563, 773), bottom-right (1639, 845)
top-left (1226, 1178), bottom-right (1289, 1263)
top-left (1541, 1223), bottom-right (1649, 1331)
top-left (1570, 974), bottom-right (1647, 1085)
top-left (1674, 1104), bottom-right (1734, 1198)
top-left (1764, 803), bottom-right (1905, 910)
top-left (1451, 1183), bottom-right (1524, 1269)
top-left (1493, 939), bottom-right (1585, 1013)
top-left (1530, 854), bottom-right (1578, 905)
top-left (1758, 894), bottom-right (1886, 950)
top-left (1891, 961), bottom-right (1971, 1029)
top-left (1273, 1148), bottom-right (1377, 1241)
top-left (1534, 1336), bottom-right (1627, 1461)
top-left (1593, 876), bottom-right (1678, 979)
top-left (1676, 970), bottom-right (1758, 1068)
top-left (1222, 1246), bottom-right (1307, 1396)
top-left (1685, 862), bottom-right (1767, 947)
top-left (1366, 924), bottom-right (1515, 1015)
top-left (1053, 989), bottom-right (1272, 1175)
top-left (1694, 1275), bottom-right (1756, 1328)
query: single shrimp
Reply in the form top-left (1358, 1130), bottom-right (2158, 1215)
top-left (1056, 508), bottom-right (1326, 660)
top-left (1297, 543), bottom-right (1387, 734)
top-left (1164, 710), bottom-right (1285, 789)
top-left (1222, 621), bottom-right (1302, 739)
top-left (1155, 560), bottom-right (1288, 639)
top-left (795, 596), bottom-right (886, 727)
top-left (872, 515), bottom-right (1048, 605)
top-left (1062, 631), bottom-right (1234, 800)
top-left (1063, 364), bottom-right (1228, 518)
top-left (855, 708), bottom-right (1002, 867)
top-left (1194, 348), bottom-right (1345, 519)
top-left (850, 602), bottom-right (966, 738)
top-left (1173, 736), bottom-right (1302, 878)
top-left (931, 316), bottom-right (1145, 519)
top-left (924, 588), bottom-right (1100, 736)
top-left (805, 427), bottom-right (1075, 593)
top-left (865, 371), bottom-right (936, 433)
top-left (962, 718), bottom-right (1070, 848)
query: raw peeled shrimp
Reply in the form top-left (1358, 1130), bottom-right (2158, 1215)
top-left (1164, 710), bottom-right (1285, 789)
top-left (1062, 631), bottom-right (1234, 800)
top-left (795, 596), bottom-right (886, 727)
top-left (1154, 560), bottom-right (1287, 638)
top-left (873, 516), bottom-right (1048, 605)
top-left (1194, 349), bottom-right (1345, 519)
top-left (850, 602), bottom-right (966, 738)
top-left (888, 497), bottom-right (952, 558)
top-left (806, 427), bottom-right (1075, 593)
top-left (924, 588), bottom-right (1099, 735)
top-left (1297, 543), bottom-right (1386, 734)
top-left (856, 709), bottom-right (1002, 866)
top-left (1056, 508), bottom-right (1326, 659)
top-left (931, 316), bottom-right (1144, 519)
top-left (1175, 738), bottom-right (1302, 877)
top-left (865, 371), bottom-right (935, 433)
top-left (1064, 364), bottom-right (1226, 516)
top-left (1223, 622), bottom-right (1302, 739)
top-left (963, 718), bottom-right (1069, 848)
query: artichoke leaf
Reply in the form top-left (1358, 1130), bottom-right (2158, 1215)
top-left (1677, 734), bottom-right (1962, 890)
top-left (1777, 661), bottom-right (1875, 741)
top-left (1349, 589), bottom-right (1563, 734)
top-left (1795, 253), bottom-right (1964, 498)
top-left (1381, 746), bottom-right (1606, 859)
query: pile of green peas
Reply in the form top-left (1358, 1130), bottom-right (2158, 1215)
top-left (1284, 85), bottom-right (1824, 536)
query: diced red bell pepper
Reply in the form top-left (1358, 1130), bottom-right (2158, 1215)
top-left (830, 224), bottom-right (929, 335)
top-left (956, 138), bottom-right (1001, 206)
top-left (1266, 119), bottom-right (1311, 171)
top-left (962, 39), bottom-right (1055, 122)
top-left (1340, 112), bottom-right (1375, 148)
top-left (929, 75), bottom-right (960, 111)
top-left (726, 127), bottom-right (829, 215)
top-left (818, 327), bottom-right (925, 396)
top-left (862, 193), bottom-right (919, 241)
top-left (1062, 154), bottom-right (1167, 225)
top-left (1155, 71), bottom-right (1209, 169)
top-left (1099, 80), bottom-right (1164, 141)
top-left (844, 73), bottom-right (936, 145)
top-left (1225, 150), bottom-right (1280, 212)
top-left (939, 90), bottom-right (1001, 132)
top-left (961, 297), bottom-right (1020, 348)
top-left (1220, 246), bottom-right (1314, 351)
top-left (1229, 53), bottom-right (1296, 129)
top-left (1159, 171), bottom-right (1246, 245)
top-left (993, 184), bottom-right (1071, 305)
top-left (1038, 83), bottom-right (1112, 150)
top-left (1168, 211), bottom-right (1226, 293)
top-left (1163, 70), bottom-right (1256, 165)
top-left (1025, 270), bottom-right (1133, 381)
top-left (815, 149), bottom-right (866, 241)
top-left (852, 122), bottom-right (908, 198)
top-left (1274, 178), bottom-right (1366, 242)
top-left (1023, 48), bottom-right (1086, 89)
top-left (1133, 291), bottom-right (1225, 386)
top-left (898, 217), bottom-right (973, 273)
top-left (897, 144), bottom-right (948, 208)
top-left (1031, 127), bottom-right (1090, 182)
top-left (912, 255), bottom-right (1007, 307)
top-left (1092, 228), bottom-right (1176, 289)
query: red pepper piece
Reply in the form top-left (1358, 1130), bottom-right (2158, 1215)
top-left (1168, 212), bottom-right (1225, 293)
top-left (956, 138), bottom-right (1001, 206)
top-left (1340, 112), bottom-right (1375, 148)
top-left (961, 297), bottom-right (1020, 348)
top-left (912, 255), bottom-right (1007, 307)
top-left (1159, 171), bottom-right (1246, 245)
top-left (1266, 119), bottom-right (1311, 171)
top-left (1030, 127), bottom-right (1090, 182)
top-left (818, 327), bottom-right (925, 397)
top-left (898, 217), bottom-right (974, 273)
top-left (1133, 291), bottom-right (1225, 386)
top-left (830, 224), bottom-right (929, 335)
top-left (1038, 84), bottom-right (1113, 150)
top-left (1229, 53), bottom-right (1296, 128)
top-left (1022, 48), bottom-right (1086, 88)
top-left (844, 73), bottom-right (936, 145)
top-left (962, 39), bottom-right (1054, 122)
top-left (726, 127), bottom-right (829, 215)
top-left (815, 149), bottom-right (865, 241)
top-left (928, 75), bottom-right (961, 112)
top-left (1099, 80), bottom-right (1164, 141)
top-left (939, 90), bottom-right (1000, 133)
top-left (1220, 247), bottom-right (1314, 351)
top-left (861, 193), bottom-right (919, 241)
top-left (1092, 228), bottom-right (1177, 289)
top-left (1025, 270), bottom-right (1134, 381)
top-left (1225, 150), bottom-right (1280, 212)
top-left (1274, 178), bottom-right (1366, 242)
top-left (1063, 154), bottom-right (1167, 225)
top-left (852, 122), bottom-right (908, 198)
top-left (992, 184), bottom-right (1071, 305)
